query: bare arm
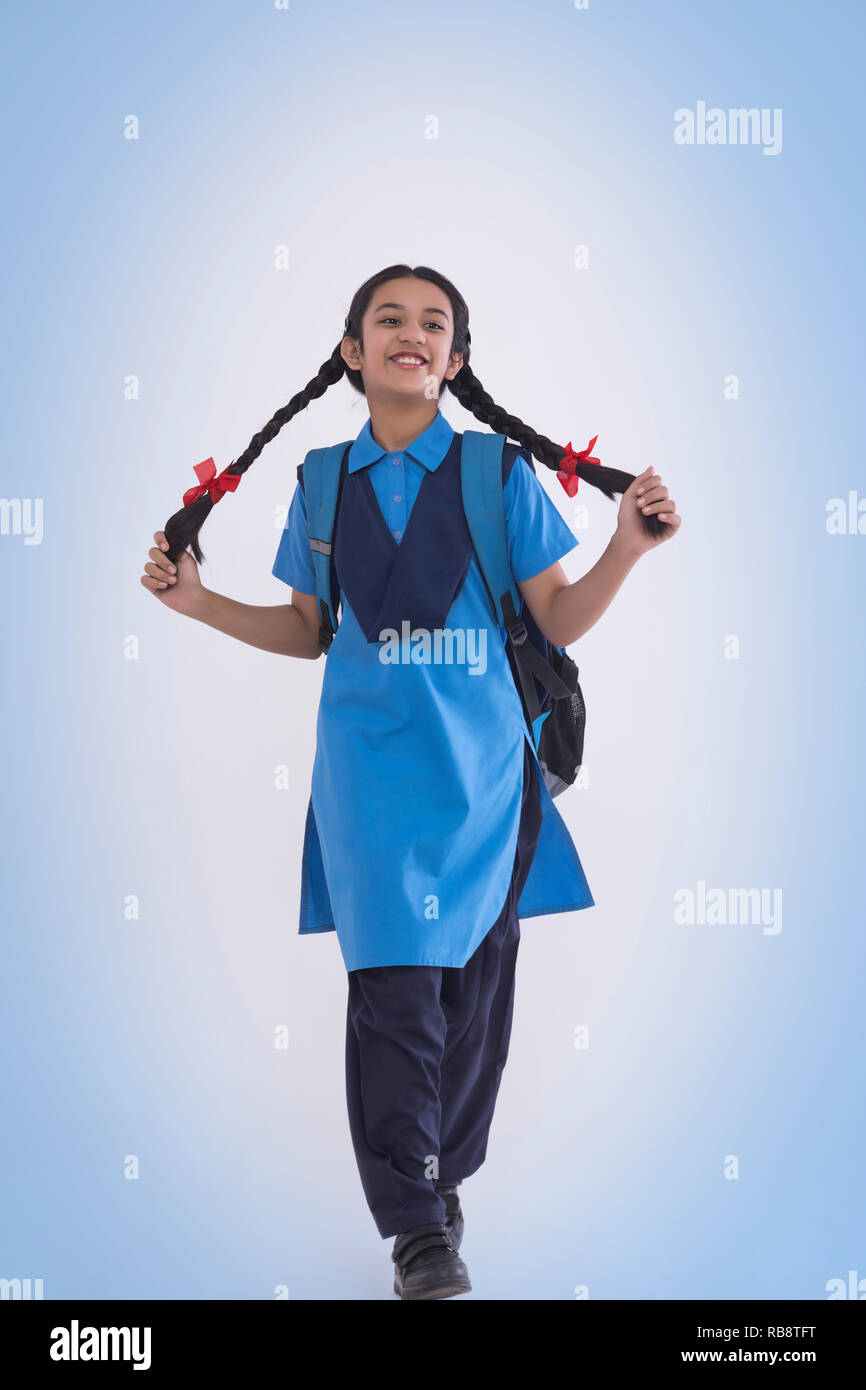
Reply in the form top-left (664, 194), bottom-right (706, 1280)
top-left (191, 587), bottom-right (323, 659)
top-left (517, 464), bottom-right (682, 647)
top-left (141, 529), bottom-right (323, 659)
top-left (518, 535), bottom-right (640, 647)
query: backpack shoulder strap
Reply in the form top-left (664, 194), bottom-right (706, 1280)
top-left (459, 430), bottom-right (522, 630)
top-left (460, 431), bottom-right (578, 736)
top-left (300, 441), bottom-right (352, 652)
top-left (460, 430), bottom-right (550, 734)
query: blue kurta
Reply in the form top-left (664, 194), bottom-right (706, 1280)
top-left (272, 407), bottom-right (594, 971)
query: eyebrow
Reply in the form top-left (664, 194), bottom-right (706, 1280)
top-left (373, 301), bottom-right (450, 318)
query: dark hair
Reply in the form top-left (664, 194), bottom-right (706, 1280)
top-left (162, 262), bottom-right (666, 564)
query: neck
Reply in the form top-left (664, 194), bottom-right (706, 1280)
top-left (366, 397), bottom-right (440, 454)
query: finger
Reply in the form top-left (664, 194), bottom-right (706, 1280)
top-left (635, 474), bottom-right (662, 496)
top-left (153, 531), bottom-right (169, 551)
top-left (635, 485), bottom-right (668, 507)
top-left (144, 561), bottom-right (176, 585)
top-left (140, 573), bottom-right (169, 593)
top-left (632, 466), bottom-right (654, 487)
top-left (148, 547), bottom-right (177, 576)
top-left (638, 497), bottom-right (675, 517)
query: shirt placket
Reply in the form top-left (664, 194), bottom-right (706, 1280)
top-left (386, 452), bottom-right (407, 542)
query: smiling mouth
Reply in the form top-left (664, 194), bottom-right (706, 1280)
top-left (390, 355), bottom-right (428, 369)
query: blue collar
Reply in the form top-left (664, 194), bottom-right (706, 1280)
top-left (347, 408), bottom-right (454, 474)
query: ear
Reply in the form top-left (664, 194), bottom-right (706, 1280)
top-left (445, 351), bottom-right (464, 378)
top-left (340, 335), bottom-right (362, 370)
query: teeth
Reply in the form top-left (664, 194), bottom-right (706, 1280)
top-left (393, 356), bottom-right (425, 364)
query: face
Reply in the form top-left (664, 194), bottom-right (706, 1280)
top-left (340, 277), bottom-right (463, 399)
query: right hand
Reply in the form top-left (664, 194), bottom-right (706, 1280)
top-left (140, 531), bottom-right (204, 614)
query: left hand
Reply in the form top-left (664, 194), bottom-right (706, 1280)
top-left (615, 466), bottom-right (682, 555)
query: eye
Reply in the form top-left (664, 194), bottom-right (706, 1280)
top-left (378, 317), bottom-right (445, 331)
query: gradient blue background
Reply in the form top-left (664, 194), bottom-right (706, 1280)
top-left (2, 0), bottom-right (863, 1300)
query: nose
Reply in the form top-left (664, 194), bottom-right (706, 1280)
top-left (397, 323), bottom-right (426, 345)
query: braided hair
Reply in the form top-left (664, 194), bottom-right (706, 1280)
top-left (162, 262), bottom-right (665, 565)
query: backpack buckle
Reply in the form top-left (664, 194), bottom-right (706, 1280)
top-left (318, 600), bottom-right (335, 653)
top-left (499, 590), bottom-right (526, 646)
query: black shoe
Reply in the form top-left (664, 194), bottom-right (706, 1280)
top-left (433, 1180), bottom-right (464, 1251)
top-left (392, 1222), bottom-right (472, 1300)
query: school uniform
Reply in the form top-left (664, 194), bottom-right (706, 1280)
top-left (273, 407), bottom-right (594, 1237)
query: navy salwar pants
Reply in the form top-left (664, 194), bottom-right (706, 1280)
top-left (344, 737), bottom-right (544, 1238)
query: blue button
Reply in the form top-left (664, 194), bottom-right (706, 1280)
top-left (393, 493), bottom-right (402, 503)
top-left (393, 529), bottom-right (402, 539)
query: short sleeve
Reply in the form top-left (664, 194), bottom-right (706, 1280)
top-left (503, 453), bottom-right (579, 583)
top-left (272, 481), bottom-right (316, 594)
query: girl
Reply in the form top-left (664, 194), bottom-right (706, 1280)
top-left (140, 263), bottom-right (680, 1300)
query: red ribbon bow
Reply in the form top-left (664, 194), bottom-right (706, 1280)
top-left (182, 457), bottom-right (241, 507)
top-left (556, 436), bottom-right (602, 497)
